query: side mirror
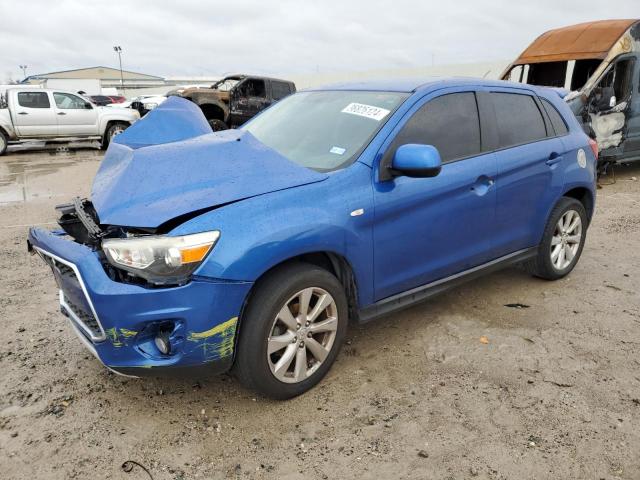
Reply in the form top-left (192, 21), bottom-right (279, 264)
top-left (391, 144), bottom-right (442, 178)
top-left (595, 86), bottom-right (616, 111)
top-left (84, 102), bottom-right (93, 109)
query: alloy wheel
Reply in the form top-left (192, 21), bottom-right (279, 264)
top-left (267, 287), bottom-right (338, 384)
top-left (110, 125), bottom-right (125, 140)
top-left (550, 209), bottom-right (582, 270)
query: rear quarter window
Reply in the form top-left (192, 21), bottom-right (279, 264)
top-left (491, 92), bottom-right (547, 148)
top-left (540, 98), bottom-right (569, 136)
top-left (271, 82), bottom-right (293, 100)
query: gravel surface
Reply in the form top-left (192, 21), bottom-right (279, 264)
top-left (1, 148), bottom-right (639, 480)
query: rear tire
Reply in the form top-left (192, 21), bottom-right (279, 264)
top-left (101, 122), bottom-right (128, 150)
top-left (0, 129), bottom-right (7, 156)
top-left (233, 263), bottom-right (348, 399)
top-left (525, 197), bottom-right (587, 280)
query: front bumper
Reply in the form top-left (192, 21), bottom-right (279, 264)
top-left (28, 227), bottom-right (252, 377)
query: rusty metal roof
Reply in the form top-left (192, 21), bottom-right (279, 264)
top-left (514, 19), bottom-right (639, 64)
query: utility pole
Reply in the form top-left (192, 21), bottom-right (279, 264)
top-left (113, 46), bottom-right (125, 93)
top-left (19, 65), bottom-right (28, 80)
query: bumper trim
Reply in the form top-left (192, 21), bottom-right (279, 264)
top-left (33, 245), bottom-right (107, 342)
top-left (65, 314), bottom-right (139, 378)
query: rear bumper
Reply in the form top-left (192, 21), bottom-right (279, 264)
top-left (28, 227), bottom-right (252, 377)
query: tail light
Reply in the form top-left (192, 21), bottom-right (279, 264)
top-left (588, 138), bottom-right (598, 161)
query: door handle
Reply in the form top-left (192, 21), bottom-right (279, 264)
top-left (17, 111), bottom-right (28, 115)
top-left (470, 176), bottom-right (494, 196)
top-left (57, 112), bottom-right (66, 115)
top-left (546, 152), bottom-right (562, 166)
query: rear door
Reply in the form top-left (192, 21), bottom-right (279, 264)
top-left (53, 92), bottom-right (99, 136)
top-left (489, 90), bottom-right (565, 256)
top-left (372, 90), bottom-right (498, 300)
top-left (12, 91), bottom-right (57, 136)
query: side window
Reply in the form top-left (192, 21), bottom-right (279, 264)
top-left (389, 92), bottom-right (482, 163)
top-left (597, 59), bottom-right (635, 102)
top-left (54, 93), bottom-right (88, 109)
top-left (239, 79), bottom-right (266, 99)
top-left (491, 93), bottom-right (547, 148)
top-left (272, 81), bottom-right (292, 100)
top-left (17, 92), bottom-right (50, 109)
top-left (540, 98), bottom-right (568, 136)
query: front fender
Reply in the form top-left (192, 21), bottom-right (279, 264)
top-left (171, 163), bottom-right (376, 306)
top-left (97, 108), bottom-right (139, 135)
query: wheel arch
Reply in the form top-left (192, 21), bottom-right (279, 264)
top-left (232, 251), bottom-right (359, 364)
top-left (0, 123), bottom-right (14, 140)
top-left (198, 102), bottom-right (227, 122)
top-left (102, 119), bottom-right (131, 136)
top-left (563, 186), bottom-right (594, 223)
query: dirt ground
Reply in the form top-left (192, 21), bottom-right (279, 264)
top-left (1, 146), bottom-right (639, 480)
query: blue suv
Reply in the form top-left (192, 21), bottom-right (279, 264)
top-left (28, 78), bottom-right (597, 399)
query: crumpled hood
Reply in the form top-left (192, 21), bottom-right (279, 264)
top-left (92, 99), bottom-right (326, 228)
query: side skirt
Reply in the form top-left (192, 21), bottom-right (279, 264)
top-left (358, 247), bottom-right (538, 324)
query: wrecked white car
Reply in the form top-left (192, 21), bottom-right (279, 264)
top-left (501, 19), bottom-right (640, 170)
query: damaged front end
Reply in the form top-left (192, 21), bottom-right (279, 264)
top-left (25, 97), bottom-right (266, 377)
top-left (28, 219), bottom-right (250, 378)
top-left (56, 197), bottom-right (114, 248)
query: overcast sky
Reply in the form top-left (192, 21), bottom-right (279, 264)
top-left (1, 0), bottom-right (638, 82)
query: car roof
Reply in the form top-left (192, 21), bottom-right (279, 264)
top-left (306, 77), bottom-right (545, 94)
top-left (513, 19), bottom-right (639, 64)
top-left (223, 74), bottom-right (294, 83)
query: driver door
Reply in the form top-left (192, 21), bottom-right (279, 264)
top-left (372, 90), bottom-right (498, 300)
top-left (53, 92), bottom-right (99, 136)
top-left (230, 79), bottom-right (268, 125)
top-left (622, 56), bottom-right (640, 156)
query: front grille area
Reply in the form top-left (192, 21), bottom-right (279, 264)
top-left (61, 292), bottom-right (102, 339)
top-left (35, 248), bottom-right (106, 342)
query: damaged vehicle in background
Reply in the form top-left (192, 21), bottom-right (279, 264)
top-left (502, 19), bottom-right (640, 170)
top-left (28, 80), bottom-right (596, 399)
top-left (170, 74), bottom-right (296, 131)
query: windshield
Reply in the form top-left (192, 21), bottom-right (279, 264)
top-left (243, 90), bottom-right (408, 171)
top-left (213, 78), bottom-right (240, 91)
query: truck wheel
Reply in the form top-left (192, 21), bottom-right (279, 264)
top-left (525, 197), bottom-right (587, 280)
top-left (233, 263), bottom-right (348, 399)
top-left (101, 122), bottom-right (128, 150)
top-left (208, 119), bottom-right (228, 132)
top-left (0, 130), bottom-right (7, 156)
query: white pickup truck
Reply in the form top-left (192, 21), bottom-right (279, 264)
top-left (0, 88), bottom-right (139, 155)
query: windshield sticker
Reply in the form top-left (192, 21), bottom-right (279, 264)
top-left (341, 103), bottom-right (390, 121)
top-left (329, 146), bottom-right (346, 155)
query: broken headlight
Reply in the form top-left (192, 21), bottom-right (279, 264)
top-left (102, 231), bottom-right (220, 285)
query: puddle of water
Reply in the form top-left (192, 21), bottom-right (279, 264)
top-left (0, 143), bottom-right (103, 204)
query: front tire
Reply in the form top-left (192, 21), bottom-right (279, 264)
top-left (208, 119), bottom-right (228, 131)
top-left (101, 122), bottom-right (128, 150)
top-left (526, 197), bottom-right (588, 280)
top-left (233, 263), bottom-right (348, 399)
